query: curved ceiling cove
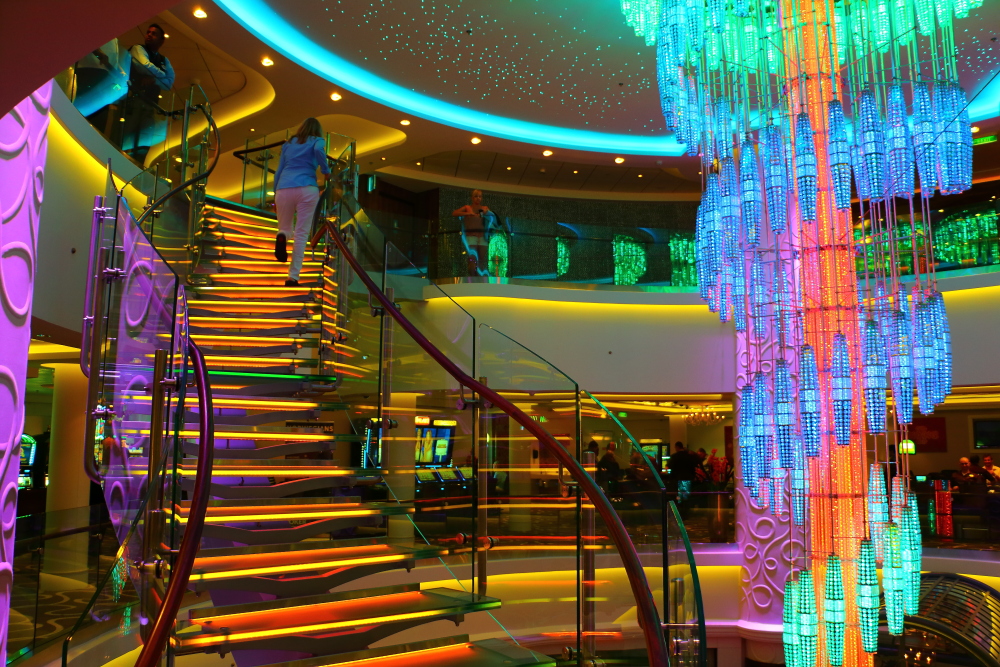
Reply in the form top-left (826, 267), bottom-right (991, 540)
top-left (214, 0), bottom-right (687, 155)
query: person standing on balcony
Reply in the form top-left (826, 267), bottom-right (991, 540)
top-left (122, 24), bottom-right (174, 161)
top-left (451, 189), bottom-right (492, 276)
top-left (273, 118), bottom-right (331, 286)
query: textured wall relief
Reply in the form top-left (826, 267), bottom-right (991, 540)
top-left (0, 80), bottom-right (52, 657)
top-left (735, 328), bottom-right (805, 627)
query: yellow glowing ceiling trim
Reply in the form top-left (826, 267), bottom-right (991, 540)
top-left (190, 552), bottom-right (412, 580)
top-left (202, 356), bottom-right (310, 366)
top-left (180, 609), bottom-right (450, 647)
top-left (178, 430), bottom-right (333, 441)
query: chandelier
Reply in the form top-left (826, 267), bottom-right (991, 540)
top-left (685, 408), bottom-right (725, 426)
top-left (619, 0), bottom-right (977, 662)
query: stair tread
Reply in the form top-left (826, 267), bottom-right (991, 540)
top-left (260, 637), bottom-right (555, 667)
top-left (176, 499), bottom-right (413, 522)
top-left (179, 460), bottom-right (385, 477)
top-left (177, 586), bottom-right (499, 647)
top-left (190, 539), bottom-right (449, 578)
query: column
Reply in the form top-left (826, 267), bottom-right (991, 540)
top-left (42, 363), bottom-right (92, 589)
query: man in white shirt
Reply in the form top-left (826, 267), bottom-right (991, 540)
top-left (129, 24), bottom-right (175, 102)
top-left (122, 23), bottom-right (175, 160)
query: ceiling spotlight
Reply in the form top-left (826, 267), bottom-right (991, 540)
top-left (330, 92), bottom-right (342, 101)
top-left (416, 161), bottom-right (422, 166)
top-left (164, 33), bottom-right (170, 38)
top-left (972, 125), bottom-right (981, 133)
top-left (573, 170), bottom-right (579, 174)
top-left (380, 157), bottom-right (387, 161)
top-left (400, 119), bottom-right (411, 126)
top-left (506, 166), bottom-right (512, 170)
top-left (638, 174), bottom-right (643, 178)
top-left (542, 149), bottom-right (553, 156)
top-left (193, 8), bottom-right (207, 18)
top-left (471, 137), bottom-right (482, 144)
top-left (261, 56), bottom-right (274, 66)
top-left (614, 157), bottom-right (625, 164)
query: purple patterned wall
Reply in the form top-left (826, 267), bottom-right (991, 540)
top-left (0, 81), bottom-right (52, 657)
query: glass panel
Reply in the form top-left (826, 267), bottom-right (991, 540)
top-left (575, 392), bottom-right (666, 662)
top-left (7, 507), bottom-right (116, 662)
top-left (66, 180), bottom-right (190, 665)
top-left (379, 241), bottom-right (478, 591)
top-left (666, 501), bottom-right (708, 667)
top-left (476, 324), bottom-right (585, 660)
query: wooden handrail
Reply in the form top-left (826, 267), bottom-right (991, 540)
top-left (321, 217), bottom-right (670, 666)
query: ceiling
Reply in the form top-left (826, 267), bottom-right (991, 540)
top-left (153, 0), bottom-right (1000, 198)
top-left (412, 150), bottom-right (699, 194)
top-left (237, 0), bottom-right (665, 136)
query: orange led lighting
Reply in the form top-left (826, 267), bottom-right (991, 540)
top-left (292, 642), bottom-right (474, 667)
top-left (178, 508), bottom-right (398, 524)
top-left (202, 355), bottom-right (310, 367)
top-left (178, 430), bottom-right (334, 441)
top-left (174, 466), bottom-right (369, 477)
top-left (189, 301), bottom-right (319, 314)
top-left (192, 335), bottom-right (314, 346)
top-left (181, 608), bottom-right (456, 648)
top-left (189, 317), bottom-right (321, 327)
top-left (131, 396), bottom-right (319, 409)
top-left (215, 260), bottom-right (323, 270)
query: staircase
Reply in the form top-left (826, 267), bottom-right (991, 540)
top-left (171, 197), bottom-right (553, 667)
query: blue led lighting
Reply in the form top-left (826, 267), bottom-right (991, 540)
top-left (799, 345), bottom-right (821, 457)
top-left (827, 99), bottom-right (852, 210)
top-left (794, 112), bottom-right (818, 222)
top-left (215, 0), bottom-right (688, 156)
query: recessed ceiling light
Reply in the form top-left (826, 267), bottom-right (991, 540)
top-left (174, 157), bottom-right (182, 162)
top-left (416, 161), bottom-right (422, 166)
top-left (614, 157), bottom-right (625, 164)
top-left (400, 119), bottom-right (411, 126)
top-left (164, 33), bottom-right (170, 38)
top-left (471, 137), bottom-right (482, 145)
top-left (972, 125), bottom-right (981, 133)
top-left (506, 166), bottom-right (512, 170)
top-left (938, 209), bottom-right (944, 213)
top-left (573, 170), bottom-right (579, 174)
top-left (193, 8), bottom-right (207, 18)
top-left (249, 128), bottom-right (255, 132)
top-left (261, 56), bottom-right (274, 66)
top-left (540, 168), bottom-right (546, 173)
top-left (380, 157), bottom-right (387, 161)
top-left (542, 150), bottom-right (553, 156)
top-left (638, 174), bottom-right (643, 178)
top-left (330, 92), bottom-right (342, 101)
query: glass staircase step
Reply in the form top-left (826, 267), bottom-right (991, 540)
top-left (191, 286), bottom-right (319, 298)
top-left (174, 585), bottom-right (501, 655)
top-left (260, 637), bottom-right (556, 667)
top-left (189, 539), bottom-right (452, 590)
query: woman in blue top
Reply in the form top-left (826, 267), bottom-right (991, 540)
top-left (273, 117), bottom-right (331, 286)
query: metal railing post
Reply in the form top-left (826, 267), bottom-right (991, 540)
top-left (582, 449), bottom-right (596, 659)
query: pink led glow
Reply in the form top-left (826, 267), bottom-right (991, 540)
top-left (0, 80), bottom-right (52, 658)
